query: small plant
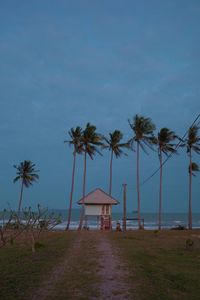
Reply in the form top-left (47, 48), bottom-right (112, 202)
top-left (10, 237), bottom-right (14, 245)
top-left (0, 205), bottom-right (61, 253)
top-left (186, 238), bottom-right (194, 250)
top-left (0, 209), bottom-right (25, 248)
top-left (154, 230), bottom-right (159, 236)
top-left (34, 241), bottom-right (44, 249)
top-left (171, 225), bottom-right (186, 230)
top-left (22, 204), bottom-right (62, 253)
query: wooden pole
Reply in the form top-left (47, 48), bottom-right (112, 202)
top-left (123, 183), bottom-right (127, 231)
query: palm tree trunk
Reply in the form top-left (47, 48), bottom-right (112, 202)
top-left (136, 142), bottom-right (141, 229)
top-left (188, 148), bottom-right (192, 230)
top-left (78, 151), bottom-right (87, 230)
top-left (18, 180), bottom-right (24, 217)
top-left (158, 151), bottom-right (163, 230)
top-left (109, 150), bottom-right (113, 196)
top-left (66, 151), bottom-right (76, 230)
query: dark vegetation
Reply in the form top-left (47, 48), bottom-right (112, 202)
top-left (0, 232), bottom-right (74, 300)
top-left (110, 230), bottom-right (200, 300)
top-left (0, 232), bottom-right (100, 300)
top-left (1, 231), bottom-right (200, 300)
top-left (0, 205), bottom-right (61, 252)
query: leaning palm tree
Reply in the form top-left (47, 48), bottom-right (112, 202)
top-left (64, 126), bottom-right (84, 230)
top-left (155, 128), bottom-right (177, 230)
top-left (13, 160), bottom-right (39, 216)
top-left (102, 130), bottom-right (129, 196)
top-left (128, 114), bottom-right (156, 229)
top-left (78, 123), bottom-right (103, 230)
top-left (182, 125), bottom-right (200, 229)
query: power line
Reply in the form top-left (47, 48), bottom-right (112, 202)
top-left (140, 113), bottom-right (200, 186)
top-left (196, 119), bottom-right (200, 127)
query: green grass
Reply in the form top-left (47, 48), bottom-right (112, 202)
top-left (0, 231), bottom-right (100, 300)
top-left (0, 232), bottom-right (74, 300)
top-left (109, 230), bottom-right (200, 300)
top-left (2, 230), bottom-right (200, 300)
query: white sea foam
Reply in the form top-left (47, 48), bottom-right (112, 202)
top-left (2, 213), bottom-right (200, 230)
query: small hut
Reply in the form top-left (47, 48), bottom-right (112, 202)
top-left (78, 188), bottom-right (119, 230)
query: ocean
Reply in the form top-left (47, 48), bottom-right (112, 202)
top-left (1, 209), bottom-right (200, 230)
top-left (53, 210), bottom-right (200, 230)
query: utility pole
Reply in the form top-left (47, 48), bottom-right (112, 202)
top-left (123, 183), bottom-right (127, 231)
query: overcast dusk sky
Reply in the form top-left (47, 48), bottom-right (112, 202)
top-left (0, 0), bottom-right (200, 212)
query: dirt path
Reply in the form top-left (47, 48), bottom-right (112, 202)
top-left (31, 232), bottom-right (131, 300)
top-left (94, 233), bottom-right (131, 300)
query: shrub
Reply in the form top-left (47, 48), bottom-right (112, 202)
top-left (186, 238), bottom-right (194, 250)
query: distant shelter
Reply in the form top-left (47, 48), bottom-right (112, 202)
top-left (78, 188), bottom-right (119, 230)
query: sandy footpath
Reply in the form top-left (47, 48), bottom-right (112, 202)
top-left (93, 233), bottom-right (131, 300)
top-left (31, 231), bottom-right (132, 300)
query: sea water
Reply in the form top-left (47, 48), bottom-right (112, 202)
top-left (1, 211), bottom-right (200, 230)
top-left (54, 212), bottom-right (200, 230)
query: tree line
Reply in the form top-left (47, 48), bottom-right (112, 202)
top-left (13, 114), bottom-right (200, 231)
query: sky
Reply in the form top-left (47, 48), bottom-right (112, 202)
top-left (0, 0), bottom-right (200, 213)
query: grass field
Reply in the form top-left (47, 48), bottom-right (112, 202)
top-left (0, 232), bottom-right (74, 300)
top-left (0, 231), bottom-right (100, 300)
top-left (1, 230), bottom-right (200, 300)
top-left (110, 230), bottom-right (200, 300)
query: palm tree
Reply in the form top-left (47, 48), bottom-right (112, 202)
top-left (190, 162), bottom-right (199, 175)
top-left (13, 160), bottom-right (39, 216)
top-left (128, 114), bottom-right (156, 229)
top-left (155, 128), bottom-right (177, 230)
top-left (102, 130), bottom-right (129, 196)
top-left (78, 123), bottom-right (103, 230)
top-left (183, 125), bottom-right (200, 229)
top-left (64, 126), bottom-right (83, 230)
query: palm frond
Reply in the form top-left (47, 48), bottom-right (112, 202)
top-left (189, 162), bottom-right (199, 176)
top-left (128, 114), bottom-right (156, 153)
top-left (191, 145), bottom-right (200, 154)
top-left (13, 176), bottom-right (21, 183)
top-left (156, 127), bottom-right (178, 157)
top-left (142, 137), bottom-right (156, 152)
top-left (138, 140), bottom-right (149, 154)
top-left (13, 160), bottom-right (39, 188)
top-left (128, 138), bottom-right (136, 151)
top-left (103, 129), bottom-right (130, 158)
top-left (82, 123), bottom-right (103, 159)
top-left (65, 126), bottom-right (84, 154)
top-left (101, 144), bottom-right (110, 150)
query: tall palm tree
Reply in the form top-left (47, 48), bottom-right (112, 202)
top-left (183, 125), bottom-right (200, 229)
top-left (155, 128), bottom-right (177, 230)
top-left (128, 114), bottom-right (156, 229)
top-left (64, 126), bottom-right (83, 230)
top-left (78, 123), bottom-right (103, 230)
top-left (102, 130), bottom-right (129, 196)
top-left (13, 160), bottom-right (39, 216)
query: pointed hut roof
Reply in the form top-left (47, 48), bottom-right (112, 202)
top-left (78, 188), bottom-right (119, 205)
